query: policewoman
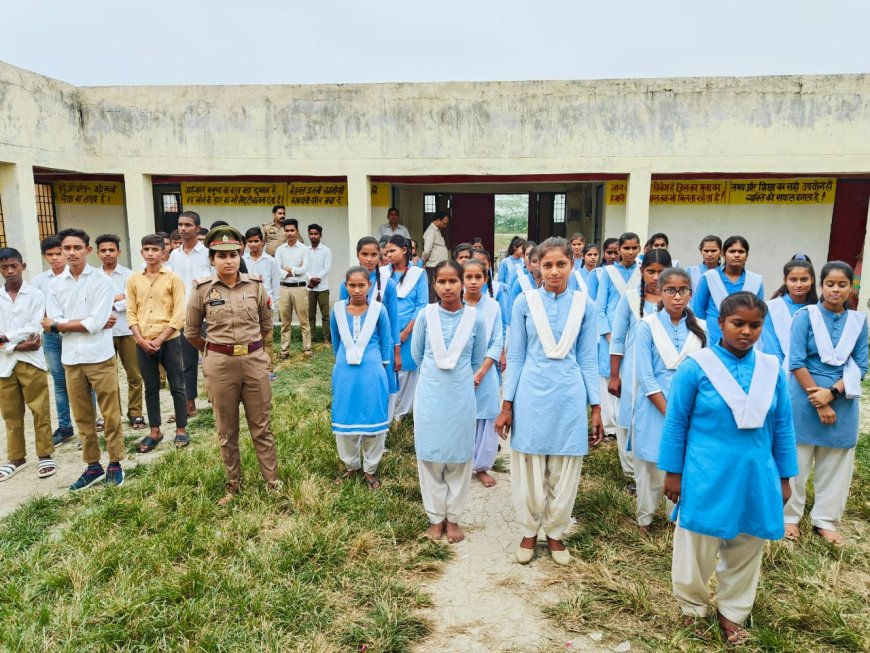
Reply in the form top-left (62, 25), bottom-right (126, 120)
top-left (184, 226), bottom-right (281, 506)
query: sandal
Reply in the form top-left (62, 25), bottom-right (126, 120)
top-left (37, 459), bottom-right (57, 479)
top-left (363, 472), bottom-right (381, 490)
top-left (137, 434), bottom-right (163, 453)
top-left (131, 416), bottom-right (146, 430)
top-left (334, 469), bottom-right (360, 485)
top-left (718, 611), bottom-right (749, 646)
top-left (167, 414), bottom-right (176, 423)
top-left (0, 461), bottom-right (29, 482)
top-left (95, 418), bottom-right (105, 432)
top-left (174, 432), bottom-right (191, 448)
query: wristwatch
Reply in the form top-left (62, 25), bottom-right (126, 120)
top-left (49, 322), bottom-right (59, 334)
top-left (829, 386), bottom-right (841, 400)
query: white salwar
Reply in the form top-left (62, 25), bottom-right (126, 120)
top-left (599, 376), bottom-right (618, 435)
top-left (417, 460), bottom-right (473, 524)
top-left (634, 457), bottom-right (674, 527)
top-left (335, 433), bottom-right (386, 474)
top-left (511, 450), bottom-right (583, 540)
top-left (615, 425), bottom-right (634, 478)
top-left (784, 443), bottom-right (856, 531)
top-left (392, 369), bottom-right (418, 418)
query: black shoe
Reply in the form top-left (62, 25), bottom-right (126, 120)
top-left (52, 427), bottom-right (75, 446)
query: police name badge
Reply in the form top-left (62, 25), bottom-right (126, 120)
top-left (208, 288), bottom-right (226, 306)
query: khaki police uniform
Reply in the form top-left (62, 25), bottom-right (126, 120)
top-left (184, 227), bottom-right (279, 493)
top-left (261, 221), bottom-right (283, 257)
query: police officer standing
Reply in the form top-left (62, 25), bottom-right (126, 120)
top-left (185, 226), bottom-right (281, 505)
top-left (261, 205), bottom-right (286, 257)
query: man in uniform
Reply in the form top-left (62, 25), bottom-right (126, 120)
top-left (185, 226), bottom-right (280, 506)
top-left (261, 205), bottom-right (286, 257)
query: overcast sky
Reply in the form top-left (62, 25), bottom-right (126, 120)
top-left (1, 1), bottom-right (868, 86)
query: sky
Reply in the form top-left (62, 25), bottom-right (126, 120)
top-left (1, 1), bottom-right (868, 87)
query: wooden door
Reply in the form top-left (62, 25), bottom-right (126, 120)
top-left (449, 193), bottom-right (495, 255)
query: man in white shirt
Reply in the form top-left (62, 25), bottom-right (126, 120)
top-left (306, 223), bottom-right (332, 344)
top-left (168, 211), bottom-right (212, 418)
top-left (0, 247), bottom-right (56, 481)
top-left (244, 226), bottom-right (285, 377)
top-left (422, 210), bottom-right (450, 301)
top-left (376, 207), bottom-right (411, 243)
top-left (96, 234), bottom-right (144, 429)
top-left (42, 228), bottom-right (124, 490)
top-left (274, 218), bottom-right (312, 358)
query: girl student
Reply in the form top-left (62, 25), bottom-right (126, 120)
top-left (382, 235), bottom-right (429, 420)
top-left (632, 267), bottom-right (706, 532)
top-left (463, 258), bottom-right (504, 487)
top-left (785, 261), bottom-right (868, 545)
top-left (585, 237), bottom-right (619, 299)
top-left (693, 235), bottom-right (764, 348)
top-left (759, 256), bottom-right (817, 371)
top-left (506, 242), bottom-right (541, 323)
top-left (495, 237), bottom-right (602, 566)
top-left (608, 248), bottom-right (671, 482)
top-left (659, 292), bottom-right (797, 645)
top-left (586, 237), bottom-right (620, 437)
top-left (330, 267), bottom-right (393, 489)
top-left (452, 243), bottom-right (474, 266)
top-left (498, 236), bottom-right (526, 287)
top-left (471, 247), bottom-right (510, 369)
top-left (409, 239), bottom-right (424, 268)
top-left (686, 235), bottom-right (722, 291)
top-left (411, 260), bottom-right (486, 543)
top-left (569, 232), bottom-right (586, 271)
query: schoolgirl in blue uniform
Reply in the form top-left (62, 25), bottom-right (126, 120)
top-left (572, 243), bottom-right (599, 294)
top-left (471, 247), bottom-right (509, 370)
top-left (639, 232), bottom-right (678, 267)
top-left (693, 235), bottom-right (764, 348)
top-left (331, 267), bottom-right (393, 489)
top-left (759, 256), bottom-right (816, 371)
top-left (685, 235), bottom-right (722, 291)
top-left (785, 261), bottom-right (868, 545)
top-left (570, 232), bottom-right (586, 271)
top-left (586, 238), bottom-right (620, 437)
top-left (507, 242), bottom-right (540, 322)
top-left (659, 292), bottom-right (797, 645)
top-left (498, 236), bottom-right (526, 288)
top-left (412, 260), bottom-right (486, 544)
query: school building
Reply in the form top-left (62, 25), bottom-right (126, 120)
top-left (1, 60), bottom-right (869, 304)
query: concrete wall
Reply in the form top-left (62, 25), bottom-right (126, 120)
top-left (55, 203), bottom-right (131, 269)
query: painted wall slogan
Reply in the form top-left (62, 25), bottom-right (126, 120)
top-left (606, 178), bottom-right (836, 205)
top-left (180, 182), bottom-right (391, 208)
top-left (55, 181), bottom-right (124, 205)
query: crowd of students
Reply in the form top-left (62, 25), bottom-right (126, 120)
top-left (1, 220), bottom-right (866, 644)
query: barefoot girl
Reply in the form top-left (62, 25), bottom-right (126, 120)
top-left (785, 261), bottom-right (868, 544)
top-left (496, 237), bottom-right (602, 565)
top-left (660, 292), bottom-right (797, 645)
top-left (632, 268), bottom-right (706, 531)
top-left (760, 256), bottom-right (816, 371)
top-left (331, 267), bottom-right (392, 489)
top-left (412, 260), bottom-right (486, 543)
top-left (686, 235), bottom-right (722, 291)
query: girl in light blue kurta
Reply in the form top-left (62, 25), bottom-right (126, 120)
top-left (759, 257), bottom-right (816, 370)
top-left (609, 248), bottom-right (670, 481)
top-left (506, 243), bottom-right (539, 325)
top-left (498, 236), bottom-right (526, 288)
top-left (495, 238), bottom-right (601, 567)
top-left (659, 292), bottom-right (797, 643)
top-left (685, 235), bottom-right (722, 292)
top-left (785, 261), bottom-right (868, 545)
top-left (331, 268), bottom-right (393, 489)
top-left (471, 248), bottom-right (510, 358)
top-left (412, 260), bottom-right (486, 544)
top-left (632, 268), bottom-right (706, 530)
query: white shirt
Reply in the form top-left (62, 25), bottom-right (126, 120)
top-left (243, 252), bottom-right (285, 302)
top-left (168, 241), bottom-right (212, 301)
top-left (0, 282), bottom-right (47, 377)
top-left (46, 264), bottom-right (115, 365)
top-left (140, 261), bottom-right (173, 272)
top-left (100, 264), bottom-right (133, 336)
top-left (306, 243), bottom-right (332, 291)
top-left (30, 268), bottom-right (65, 296)
top-left (376, 223), bottom-right (410, 242)
top-left (274, 241), bottom-right (309, 283)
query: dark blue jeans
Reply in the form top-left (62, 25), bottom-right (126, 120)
top-left (42, 331), bottom-right (72, 430)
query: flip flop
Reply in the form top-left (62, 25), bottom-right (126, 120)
top-left (37, 459), bottom-right (57, 479)
top-left (174, 432), bottom-right (190, 448)
top-left (130, 416), bottom-right (146, 430)
top-left (137, 435), bottom-right (163, 453)
top-left (0, 461), bottom-right (29, 482)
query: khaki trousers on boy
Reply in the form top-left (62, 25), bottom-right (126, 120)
top-left (278, 286), bottom-right (312, 353)
top-left (65, 359), bottom-right (124, 464)
top-left (784, 443), bottom-right (855, 532)
top-left (671, 524), bottom-right (765, 624)
top-left (113, 334), bottom-right (143, 418)
top-left (417, 460), bottom-right (472, 524)
top-left (511, 451), bottom-right (583, 540)
top-left (0, 361), bottom-right (54, 460)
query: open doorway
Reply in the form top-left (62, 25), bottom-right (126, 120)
top-left (494, 194), bottom-right (529, 263)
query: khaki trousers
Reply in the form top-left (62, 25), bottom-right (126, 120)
top-left (278, 285), bottom-right (312, 353)
top-left (511, 450), bottom-right (583, 540)
top-left (203, 347), bottom-right (278, 484)
top-left (336, 433), bottom-right (385, 474)
top-left (784, 444), bottom-right (855, 532)
top-left (0, 361), bottom-right (54, 460)
top-left (64, 359), bottom-right (124, 464)
top-left (634, 456), bottom-right (674, 526)
top-left (113, 334), bottom-right (143, 418)
top-left (308, 290), bottom-right (330, 342)
top-left (615, 425), bottom-right (635, 479)
top-left (417, 459), bottom-right (472, 524)
top-left (672, 524), bottom-right (765, 624)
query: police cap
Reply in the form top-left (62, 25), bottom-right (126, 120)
top-left (205, 226), bottom-right (244, 251)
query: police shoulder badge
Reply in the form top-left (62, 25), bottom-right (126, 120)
top-left (207, 288), bottom-right (225, 306)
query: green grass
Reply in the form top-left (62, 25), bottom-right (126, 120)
top-left (0, 343), bottom-right (444, 653)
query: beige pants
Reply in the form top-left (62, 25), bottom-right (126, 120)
top-left (599, 376), bottom-right (617, 435)
top-left (784, 444), bottom-right (855, 532)
top-left (615, 425), bottom-right (635, 479)
top-left (278, 285), bottom-right (312, 353)
top-left (672, 524), bottom-right (765, 624)
top-left (113, 334), bottom-right (143, 418)
top-left (417, 459), bottom-right (472, 524)
top-left (0, 361), bottom-right (53, 460)
top-left (511, 450), bottom-right (583, 540)
top-left (65, 359), bottom-right (124, 464)
top-left (634, 456), bottom-right (674, 526)
top-left (336, 433), bottom-right (385, 474)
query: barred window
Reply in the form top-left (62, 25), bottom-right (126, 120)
top-left (553, 193), bottom-right (566, 223)
top-left (35, 183), bottom-right (57, 240)
top-left (424, 194), bottom-right (436, 213)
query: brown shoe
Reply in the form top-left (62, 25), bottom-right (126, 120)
top-left (217, 481), bottom-right (241, 506)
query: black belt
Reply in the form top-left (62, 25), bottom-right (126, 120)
top-left (281, 281), bottom-right (306, 287)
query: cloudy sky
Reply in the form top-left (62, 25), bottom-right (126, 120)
top-left (1, 0), bottom-right (868, 86)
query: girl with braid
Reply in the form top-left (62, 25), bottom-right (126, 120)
top-left (472, 248), bottom-right (509, 364)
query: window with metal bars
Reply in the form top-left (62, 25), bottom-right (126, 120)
top-left (35, 183), bottom-right (57, 240)
top-left (0, 196), bottom-right (6, 247)
top-left (424, 194), bottom-right (436, 213)
top-left (553, 193), bottom-right (567, 223)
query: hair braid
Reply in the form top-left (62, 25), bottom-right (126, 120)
top-left (638, 277), bottom-right (646, 318)
top-left (375, 269), bottom-right (382, 303)
top-left (684, 307), bottom-right (707, 348)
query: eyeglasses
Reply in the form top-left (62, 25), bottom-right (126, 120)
top-left (662, 287), bottom-right (692, 297)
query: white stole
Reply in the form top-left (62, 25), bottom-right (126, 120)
top-left (476, 296), bottom-right (500, 343)
top-left (706, 269), bottom-right (763, 310)
top-left (807, 305), bottom-right (865, 398)
top-left (517, 274), bottom-right (533, 292)
top-left (426, 304), bottom-right (477, 370)
top-left (525, 289), bottom-right (587, 360)
top-left (334, 300), bottom-right (382, 365)
top-left (491, 279), bottom-right (502, 298)
top-left (688, 265), bottom-right (703, 291)
top-left (766, 297), bottom-right (794, 372)
top-left (605, 264), bottom-right (640, 295)
top-left (626, 289), bottom-right (642, 320)
top-left (572, 270), bottom-right (588, 293)
top-left (646, 312), bottom-right (705, 370)
top-left (689, 349), bottom-right (779, 429)
top-left (389, 265), bottom-right (425, 299)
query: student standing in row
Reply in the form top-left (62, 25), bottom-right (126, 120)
top-left (498, 236), bottom-right (526, 288)
top-left (243, 226), bottom-right (284, 379)
top-left (686, 236), bottom-right (722, 291)
top-left (759, 256), bottom-right (816, 371)
top-left (785, 261), bottom-right (868, 544)
top-left (274, 218), bottom-right (312, 358)
top-left (307, 224), bottom-right (332, 344)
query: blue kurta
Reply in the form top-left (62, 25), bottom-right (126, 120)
top-left (759, 295), bottom-right (805, 366)
top-left (330, 304), bottom-right (392, 436)
top-left (658, 344), bottom-right (798, 540)
top-left (693, 266), bottom-right (765, 347)
top-left (411, 306), bottom-right (486, 463)
top-left (468, 296), bottom-right (504, 419)
top-left (586, 267), bottom-right (611, 377)
top-left (498, 256), bottom-right (525, 288)
top-left (506, 270), bottom-right (536, 325)
top-left (789, 304), bottom-right (868, 448)
top-left (390, 267), bottom-right (429, 372)
top-left (595, 262), bottom-right (638, 337)
top-left (504, 287), bottom-right (600, 456)
top-left (609, 292), bottom-right (659, 429)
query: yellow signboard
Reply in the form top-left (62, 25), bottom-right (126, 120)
top-left (180, 182), bottom-right (285, 207)
top-left (286, 182), bottom-right (348, 207)
top-left (649, 180), bottom-right (728, 205)
top-left (55, 181), bottom-right (124, 206)
top-left (606, 178), bottom-right (836, 205)
top-left (371, 183), bottom-right (392, 207)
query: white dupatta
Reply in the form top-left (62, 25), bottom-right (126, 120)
top-left (807, 305), bottom-right (865, 398)
top-left (517, 274), bottom-right (533, 292)
top-left (526, 289), bottom-right (587, 360)
top-left (389, 265), bottom-right (425, 299)
top-left (605, 264), bottom-right (640, 295)
top-left (766, 297), bottom-right (794, 373)
top-left (572, 269), bottom-right (588, 293)
top-left (425, 304), bottom-right (477, 370)
top-left (645, 312), bottom-right (705, 370)
top-left (476, 296), bottom-right (500, 343)
top-left (705, 268), bottom-right (763, 310)
top-left (334, 300), bottom-right (382, 365)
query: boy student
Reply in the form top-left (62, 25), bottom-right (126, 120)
top-left (127, 235), bottom-right (190, 451)
top-left (43, 228), bottom-right (125, 490)
top-left (96, 234), bottom-right (145, 430)
top-left (30, 236), bottom-right (74, 445)
top-left (274, 217), bottom-right (312, 358)
top-left (307, 223), bottom-right (332, 344)
top-left (243, 226), bottom-right (284, 379)
top-left (0, 248), bottom-right (56, 482)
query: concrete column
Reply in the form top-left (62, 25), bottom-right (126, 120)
top-left (625, 169), bottom-right (652, 242)
top-left (123, 172), bottom-right (155, 268)
top-left (858, 200), bottom-right (870, 315)
top-left (0, 161), bottom-right (41, 277)
top-left (347, 172), bottom-right (373, 261)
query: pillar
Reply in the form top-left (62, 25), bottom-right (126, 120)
top-left (0, 161), bottom-right (41, 277)
top-left (123, 172), bottom-right (155, 268)
top-left (347, 172), bottom-right (373, 261)
top-left (625, 169), bottom-right (652, 242)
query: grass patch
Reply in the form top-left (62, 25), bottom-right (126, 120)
top-left (0, 344), bottom-right (443, 652)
